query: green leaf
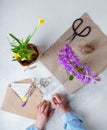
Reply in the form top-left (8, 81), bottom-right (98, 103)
top-left (23, 24), bottom-right (40, 46)
top-left (7, 38), bottom-right (16, 47)
top-left (24, 35), bottom-right (31, 46)
top-left (9, 33), bottom-right (22, 45)
top-left (69, 75), bottom-right (74, 80)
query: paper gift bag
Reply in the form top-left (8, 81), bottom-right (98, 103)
top-left (2, 85), bottom-right (43, 119)
top-left (40, 13), bottom-right (107, 93)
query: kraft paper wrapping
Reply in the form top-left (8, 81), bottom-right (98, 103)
top-left (2, 84), bottom-right (43, 119)
top-left (40, 13), bottom-right (107, 93)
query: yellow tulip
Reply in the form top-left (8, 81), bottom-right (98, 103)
top-left (21, 57), bottom-right (27, 61)
top-left (38, 18), bottom-right (44, 25)
top-left (13, 53), bottom-right (21, 59)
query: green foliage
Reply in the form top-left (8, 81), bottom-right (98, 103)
top-left (9, 34), bottom-right (22, 45)
top-left (23, 35), bottom-right (31, 46)
top-left (9, 33), bottom-right (36, 61)
top-left (69, 75), bottom-right (74, 80)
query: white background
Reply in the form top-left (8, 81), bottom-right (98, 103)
top-left (0, 0), bottom-right (107, 130)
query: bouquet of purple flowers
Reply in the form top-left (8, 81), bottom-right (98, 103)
top-left (57, 44), bottom-right (100, 84)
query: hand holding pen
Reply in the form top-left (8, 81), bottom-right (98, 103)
top-left (51, 94), bottom-right (71, 114)
top-left (35, 94), bottom-right (71, 130)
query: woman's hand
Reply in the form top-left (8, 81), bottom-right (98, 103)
top-left (35, 100), bottom-right (55, 130)
top-left (51, 94), bottom-right (71, 114)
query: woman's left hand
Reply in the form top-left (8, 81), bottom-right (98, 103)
top-left (35, 100), bottom-right (55, 130)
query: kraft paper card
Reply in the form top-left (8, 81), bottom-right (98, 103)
top-left (2, 82), bottom-right (43, 119)
top-left (40, 13), bottom-right (107, 93)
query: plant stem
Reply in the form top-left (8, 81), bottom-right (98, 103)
top-left (30, 24), bottom-right (40, 40)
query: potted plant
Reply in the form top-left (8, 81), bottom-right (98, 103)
top-left (57, 44), bottom-right (100, 84)
top-left (9, 18), bottom-right (44, 66)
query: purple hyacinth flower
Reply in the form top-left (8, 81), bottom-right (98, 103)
top-left (57, 44), bottom-right (100, 84)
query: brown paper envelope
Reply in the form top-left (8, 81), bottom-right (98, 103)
top-left (40, 13), bottom-right (107, 93)
top-left (2, 85), bottom-right (43, 119)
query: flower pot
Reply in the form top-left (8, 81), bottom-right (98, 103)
top-left (18, 43), bottom-right (42, 66)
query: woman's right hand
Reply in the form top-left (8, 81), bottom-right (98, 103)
top-left (51, 94), bottom-right (71, 114)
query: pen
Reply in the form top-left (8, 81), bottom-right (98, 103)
top-left (21, 79), bottom-right (36, 107)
